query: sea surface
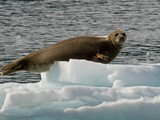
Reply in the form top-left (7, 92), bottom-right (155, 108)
top-left (0, 0), bottom-right (160, 83)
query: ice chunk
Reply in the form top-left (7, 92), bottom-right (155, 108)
top-left (41, 59), bottom-right (160, 87)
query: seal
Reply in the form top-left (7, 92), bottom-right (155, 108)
top-left (1, 29), bottom-right (126, 75)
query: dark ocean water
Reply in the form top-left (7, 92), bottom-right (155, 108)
top-left (0, 0), bottom-right (160, 83)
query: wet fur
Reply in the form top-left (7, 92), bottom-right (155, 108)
top-left (1, 29), bottom-right (126, 75)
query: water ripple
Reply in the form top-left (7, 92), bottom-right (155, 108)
top-left (0, 0), bottom-right (160, 82)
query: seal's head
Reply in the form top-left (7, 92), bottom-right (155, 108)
top-left (109, 29), bottom-right (126, 46)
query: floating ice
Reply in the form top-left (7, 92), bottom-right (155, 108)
top-left (41, 60), bottom-right (160, 87)
top-left (0, 59), bottom-right (160, 120)
top-left (146, 51), bottom-right (150, 63)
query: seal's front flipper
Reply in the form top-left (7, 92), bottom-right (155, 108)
top-left (96, 53), bottom-right (110, 63)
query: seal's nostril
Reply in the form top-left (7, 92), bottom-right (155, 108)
top-left (119, 37), bottom-right (125, 42)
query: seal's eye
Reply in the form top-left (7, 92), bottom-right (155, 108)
top-left (122, 33), bottom-right (126, 37)
top-left (115, 33), bottom-right (119, 37)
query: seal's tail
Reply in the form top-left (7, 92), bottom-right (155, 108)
top-left (1, 60), bottom-right (22, 76)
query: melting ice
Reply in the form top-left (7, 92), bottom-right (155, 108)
top-left (0, 59), bottom-right (160, 120)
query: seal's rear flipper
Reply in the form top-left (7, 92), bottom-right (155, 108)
top-left (1, 61), bottom-right (22, 76)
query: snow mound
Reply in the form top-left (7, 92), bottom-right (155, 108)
top-left (0, 59), bottom-right (160, 120)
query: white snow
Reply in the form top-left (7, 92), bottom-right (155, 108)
top-left (0, 59), bottom-right (160, 120)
